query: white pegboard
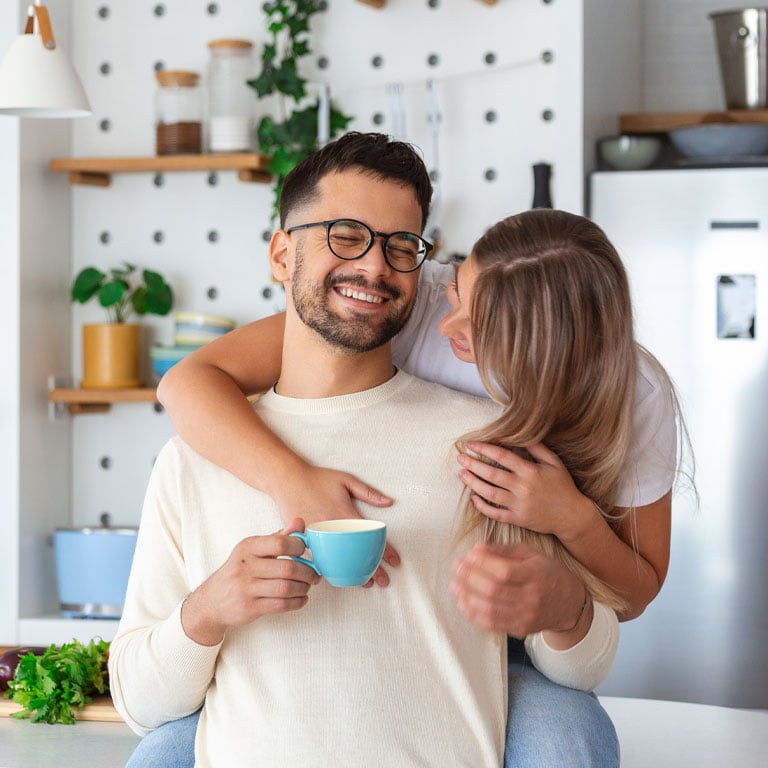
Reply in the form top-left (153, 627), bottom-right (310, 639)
top-left (62, 0), bottom-right (627, 527)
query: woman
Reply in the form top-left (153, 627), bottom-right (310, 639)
top-left (142, 209), bottom-right (683, 767)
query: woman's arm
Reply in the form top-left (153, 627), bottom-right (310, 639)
top-left (456, 441), bottom-right (670, 621)
top-left (157, 313), bottom-right (399, 582)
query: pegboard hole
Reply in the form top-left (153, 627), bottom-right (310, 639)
top-left (427, 53), bottom-right (440, 68)
top-left (99, 456), bottom-right (112, 470)
top-left (541, 50), bottom-right (554, 64)
top-left (153, 4), bottom-right (166, 17)
top-left (154, 61), bottom-right (165, 72)
top-left (317, 56), bottom-right (330, 70)
top-left (99, 231), bottom-right (111, 245)
top-left (372, 112), bottom-right (385, 126)
top-left (484, 52), bottom-right (497, 66)
top-left (153, 173), bottom-right (164, 187)
top-left (207, 287), bottom-right (219, 300)
top-left (485, 109), bottom-right (498, 123)
top-left (153, 230), bottom-right (165, 244)
top-left (430, 169), bottom-right (440, 183)
top-left (542, 109), bottom-right (555, 122)
top-left (428, 0), bottom-right (440, 8)
top-left (206, 2), bottom-right (219, 14)
top-left (262, 286), bottom-right (273, 300)
top-left (484, 168), bottom-right (497, 182)
top-left (153, 403), bottom-right (165, 415)
top-left (99, 118), bottom-right (111, 132)
top-left (207, 230), bottom-right (220, 243)
top-left (99, 62), bottom-right (112, 76)
top-left (261, 229), bottom-right (272, 243)
top-left (371, 55), bottom-right (384, 69)
top-left (97, 6), bottom-right (110, 19)
top-left (208, 172), bottom-right (219, 186)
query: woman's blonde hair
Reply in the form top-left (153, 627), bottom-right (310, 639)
top-left (457, 209), bottom-right (674, 612)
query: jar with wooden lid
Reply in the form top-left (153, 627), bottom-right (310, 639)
top-left (155, 70), bottom-right (202, 155)
top-left (207, 39), bottom-right (255, 153)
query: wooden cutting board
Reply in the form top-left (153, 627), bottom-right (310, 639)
top-left (0, 695), bottom-right (123, 722)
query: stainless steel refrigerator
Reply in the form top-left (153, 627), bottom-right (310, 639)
top-left (591, 167), bottom-right (768, 709)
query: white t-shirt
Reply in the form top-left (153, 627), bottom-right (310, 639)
top-left (392, 260), bottom-right (677, 507)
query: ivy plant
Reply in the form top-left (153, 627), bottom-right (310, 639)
top-left (248, 0), bottom-right (353, 221)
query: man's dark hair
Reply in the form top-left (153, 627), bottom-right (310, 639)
top-left (279, 132), bottom-right (433, 232)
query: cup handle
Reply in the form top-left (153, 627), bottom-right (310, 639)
top-left (288, 531), bottom-right (321, 575)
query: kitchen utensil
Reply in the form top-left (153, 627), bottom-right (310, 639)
top-left (54, 525), bottom-right (138, 618)
top-left (669, 123), bottom-right (768, 158)
top-left (710, 8), bottom-right (768, 109)
top-left (597, 134), bottom-right (663, 170)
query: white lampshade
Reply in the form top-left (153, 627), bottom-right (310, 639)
top-left (0, 10), bottom-right (91, 118)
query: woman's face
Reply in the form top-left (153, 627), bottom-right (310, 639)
top-left (438, 254), bottom-right (480, 364)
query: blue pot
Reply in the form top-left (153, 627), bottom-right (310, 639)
top-left (54, 527), bottom-right (138, 619)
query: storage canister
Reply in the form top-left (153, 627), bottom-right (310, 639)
top-left (207, 38), bottom-right (255, 153)
top-left (155, 69), bottom-right (202, 155)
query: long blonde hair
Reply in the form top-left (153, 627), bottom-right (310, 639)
top-left (457, 209), bottom-right (673, 612)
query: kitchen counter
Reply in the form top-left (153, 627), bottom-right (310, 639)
top-left (0, 696), bottom-right (766, 767)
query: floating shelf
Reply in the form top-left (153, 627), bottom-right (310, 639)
top-left (620, 109), bottom-right (768, 134)
top-left (49, 387), bottom-right (158, 415)
top-left (49, 153), bottom-right (273, 187)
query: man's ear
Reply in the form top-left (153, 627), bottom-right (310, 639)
top-left (269, 229), bottom-right (292, 283)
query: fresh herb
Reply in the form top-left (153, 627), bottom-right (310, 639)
top-left (5, 639), bottom-right (110, 724)
top-left (248, 0), bottom-right (353, 221)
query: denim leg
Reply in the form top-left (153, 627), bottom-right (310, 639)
top-left (124, 710), bottom-right (200, 768)
top-left (504, 638), bottom-right (619, 768)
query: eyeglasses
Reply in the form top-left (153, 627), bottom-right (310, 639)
top-left (285, 218), bottom-right (433, 273)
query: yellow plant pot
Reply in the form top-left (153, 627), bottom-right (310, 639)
top-left (81, 323), bottom-right (142, 389)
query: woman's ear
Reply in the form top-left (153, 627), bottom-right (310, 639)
top-left (269, 229), bottom-right (292, 283)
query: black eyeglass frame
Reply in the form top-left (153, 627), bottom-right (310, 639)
top-left (285, 218), bottom-right (433, 273)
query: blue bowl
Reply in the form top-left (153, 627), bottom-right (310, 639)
top-left (150, 344), bottom-right (196, 378)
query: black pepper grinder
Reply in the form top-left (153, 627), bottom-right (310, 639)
top-left (531, 162), bottom-right (553, 208)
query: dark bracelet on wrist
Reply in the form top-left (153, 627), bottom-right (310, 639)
top-left (554, 588), bottom-right (592, 633)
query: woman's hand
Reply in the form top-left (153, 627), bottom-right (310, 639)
top-left (269, 462), bottom-right (400, 587)
top-left (456, 441), bottom-right (598, 545)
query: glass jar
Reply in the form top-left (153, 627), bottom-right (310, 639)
top-left (155, 70), bottom-right (202, 155)
top-left (207, 39), bottom-right (255, 153)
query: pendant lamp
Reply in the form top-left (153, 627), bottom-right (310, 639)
top-left (0, 2), bottom-right (91, 118)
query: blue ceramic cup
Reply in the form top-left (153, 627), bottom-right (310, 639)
top-left (289, 519), bottom-right (387, 587)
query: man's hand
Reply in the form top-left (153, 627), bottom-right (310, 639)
top-left (182, 518), bottom-right (321, 646)
top-left (450, 541), bottom-right (587, 639)
top-left (271, 462), bottom-right (400, 587)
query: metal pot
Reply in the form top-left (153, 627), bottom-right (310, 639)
top-left (710, 8), bottom-right (768, 109)
top-left (53, 526), bottom-right (138, 618)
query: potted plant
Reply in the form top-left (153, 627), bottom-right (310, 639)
top-left (71, 262), bottom-right (174, 389)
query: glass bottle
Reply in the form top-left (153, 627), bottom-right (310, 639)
top-left (155, 70), bottom-right (202, 155)
top-left (207, 39), bottom-right (255, 153)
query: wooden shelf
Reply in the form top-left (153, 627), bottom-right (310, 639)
top-left (49, 153), bottom-right (273, 187)
top-left (49, 387), bottom-right (158, 415)
top-left (620, 109), bottom-right (768, 134)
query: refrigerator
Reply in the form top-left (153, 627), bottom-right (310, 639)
top-left (590, 168), bottom-right (768, 709)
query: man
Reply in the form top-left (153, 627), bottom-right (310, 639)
top-left (109, 133), bottom-right (617, 767)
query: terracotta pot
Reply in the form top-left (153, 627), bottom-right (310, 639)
top-left (81, 323), bottom-right (142, 389)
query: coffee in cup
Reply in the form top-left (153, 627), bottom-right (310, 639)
top-left (289, 519), bottom-right (386, 587)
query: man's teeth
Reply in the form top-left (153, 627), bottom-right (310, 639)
top-left (338, 287), bottom-right (384, 304)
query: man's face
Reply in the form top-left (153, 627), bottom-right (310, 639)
top-left (279, 169), bottom-right (423, 353)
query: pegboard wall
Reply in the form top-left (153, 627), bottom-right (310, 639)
top-left (62, 0), bottom-right (615, 528)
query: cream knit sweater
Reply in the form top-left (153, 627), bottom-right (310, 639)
top-left (109, 372), bottom-right (618, 767)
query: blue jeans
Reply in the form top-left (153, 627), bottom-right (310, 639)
top-left (124, 639), bottom-right (618, 767)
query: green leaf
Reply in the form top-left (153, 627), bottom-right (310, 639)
top-left (71, 267), bottom-right (106, 303)
top-left (98, 280), bottom-right (126, 308)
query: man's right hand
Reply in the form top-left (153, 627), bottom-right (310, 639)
top-left (270, 462), bottom-right (400, 588)
top-left (181, 517), bottom-right (321, 646)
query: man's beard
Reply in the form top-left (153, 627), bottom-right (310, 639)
top-left (291, 246), bottom-right (414, 353)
